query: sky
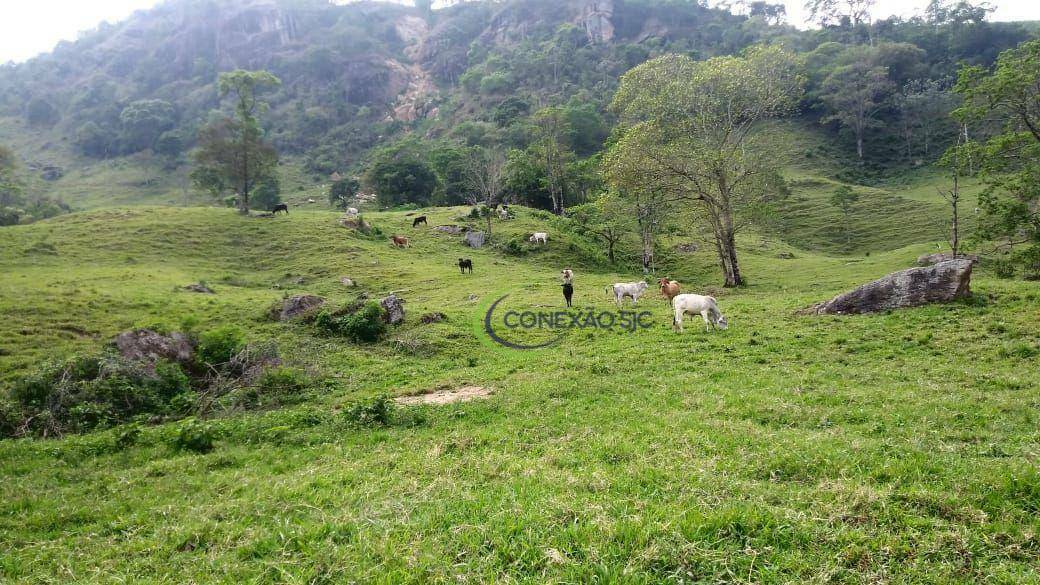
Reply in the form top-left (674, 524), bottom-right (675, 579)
top-left (1, 0), bottom-right (1039, 64)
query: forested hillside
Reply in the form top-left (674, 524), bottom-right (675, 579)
top-left (0, 0), bottom-right (1034, 216)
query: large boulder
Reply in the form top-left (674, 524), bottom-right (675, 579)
top-left (114, 329), bottom-right (195, 367)
top-left (917, 252), bottom-right (978, 266)
top-left (273, 295), bottom-right (326, 321)
top-left (803, 259), bottom-right (973, 315)
top-left (380, 294), bottom-right (405, 325)
top-left (464, 231), bottom-right (485, 248)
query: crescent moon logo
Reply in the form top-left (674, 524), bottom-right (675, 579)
top-left (483, 294), bottom-right (564, 350)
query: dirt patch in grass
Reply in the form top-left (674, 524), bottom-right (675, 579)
top-left (395, 385), bottom-right (492, 405)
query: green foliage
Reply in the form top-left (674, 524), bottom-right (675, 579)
top-left (0, 145), bottom-right (24, 225)
top-left (119, 99), bottom-right (176, 152)
top-left (328, 177), bottom-right (359, 209)
top-left (168, 418), bottom-right (216, 453)
top-left (24, 96), bottom-right (60, 127)
top-left (192, 70), bottom-right (281, 213)
top-left (951, 39), bottom-right (1040, 276)
top-left (74, 122), bottom-right (117, 158)
top-left (252, 174), bottom-right (282, 211)
top-left (197, 326), bottom-right (246, 366)
top-left (5, 355), bottom-right (192, 437)
top-left (341, 395), bottom-right (394, 427)
top-left (364, 141), bottom-right (439, 208)
top-left (314, 302), bottom-right (386, 343)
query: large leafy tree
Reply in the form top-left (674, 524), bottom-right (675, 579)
top-left (364, 142), bottom-right (439, 208)
top-left (608, 46), bottom-right (804, 286)
top-left (568, 192), bottom-right (633, 264)
top-left (119, 99), bottom-right (176, 152)
top-left (949, 39), bottom-right (1040, 274)
top-left (819, 60), bottom-right (894, 160)
top-left (191, 70), bottom-right (281, 214)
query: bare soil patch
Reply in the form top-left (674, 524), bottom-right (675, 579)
top-left (395, 386), bottom-right (492, 405)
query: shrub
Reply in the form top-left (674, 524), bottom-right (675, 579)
top-left (168, 419), bottom-right (216, 453)
top-left (342, 395), bottom-right (394, 427)
top-left (993, 258), bottom-right (1017, 279)
top-left (197, 326), bottom-right (246, 366)
top-left (315, 302), bottom-right (386, 343)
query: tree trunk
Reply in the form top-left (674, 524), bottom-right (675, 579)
top-left (721, 229), bottom-right (743, 287)
top-left (607, 239), bottom-right (615, 264)
top-left (856, 134), bottom-right (864, 160)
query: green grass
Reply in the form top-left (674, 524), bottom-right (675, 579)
top-left (2, 204), bottom-right (1039, 582)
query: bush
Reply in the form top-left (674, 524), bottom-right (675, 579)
top-left (342, 395), bottom-right (394, 427)
top-left (314, 302), bottom-right (386, 343)
top-left (197, 326), bottom-right (246, 366)
top-left (6, 355), bottom-right (193, 437)
top-left (993, 258), bottom-right (1017, 279)
top-left (168, 419), bottom-right (216, 453)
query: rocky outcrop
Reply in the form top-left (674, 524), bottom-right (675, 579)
top-left (464, 231), bottom-right (486, 248)
top-left (803, 259), bottom-right (973, 315)
top-left (575, 0), bottom-right (614, 43)
top-left (380, 294), bottom-right (405, 325)
top-left (917, 252), bottom-right (978, 266)
top-left (114, 329), bottom-right (195, 367)
top-left (183, 283), bottom-right (214, 294)
top-left (273, 295), bottom-right (325, 321)
top-left (434, 224), bottom-right (466, 234)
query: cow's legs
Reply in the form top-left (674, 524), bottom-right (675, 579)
top-left (701, 310), bottom-right (711, 332)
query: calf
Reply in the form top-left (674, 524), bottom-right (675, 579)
top-left (412, 215), bottom-right (428, 228)
top-left (658, 278), bottom-right (681, 301)
top-left (672, 294), bottom-right (728, 333)
top-left (458, 258), bottom-right (473, 273)
top-left (609, 281), bottom-right (648, 307)
top-left (529, 232), bottom-right (548, 245)
top-left (562, 282), bottom-right (574, 307)
top-left (390, 235), bottom-right (409, 248)
top-left (272, 203), bottom-right (288, 215)
top-left (561, 268), bottom-right (573, 284)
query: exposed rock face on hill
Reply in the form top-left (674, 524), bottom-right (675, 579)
top-left (576, 0), bottom-right (614, 43)
top-left (917, 252), bottom-right (979, 266)
top-left (803, 259), bottom-right (973, 315)
top-left (274, 295), bottom-right (325, 321)
top-left (114, 329), bottom-right (195, 367)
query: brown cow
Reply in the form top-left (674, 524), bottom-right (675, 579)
top-left (390, 235), bottom-right (409, 248)
top-left (659, 278), bottom-right (681, 301)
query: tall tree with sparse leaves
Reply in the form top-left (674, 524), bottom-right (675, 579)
top-left (191, 70), bottom-right (281, 214)
top-left (608, 46), bottom-right (804, 286)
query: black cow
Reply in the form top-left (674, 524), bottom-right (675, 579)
top-left (458, 258), bottom-right (473, 274)
top-left (562, 282), bottom-right (574, 307)
top-left (412, 215), bottom-right (428, 227)
top-left (272, 203), bottom-right (289, 215)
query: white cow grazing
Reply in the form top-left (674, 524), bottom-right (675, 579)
top-left (672, 293), bottom-right (728, 333)
top-left (610, 281), bottom-right (648, 307)
top-left (346, 207), bottom-right (359, 216)
top-left (529, 232), bottom-right (548, 244)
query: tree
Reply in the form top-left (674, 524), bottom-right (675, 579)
top-left (252, 175), bottom-right (282, 211)
top-left (25, 97), bottom-right (60, 127)
top-left (0, 145), bottom-right (25, 226)
top-left (119, 99), bottom-right (175, 152)
top-left (191, 70), bottom-right (281, 214)
top-left (608, 46), bottom-right (804, 286)
top-left (532, 107), bottom-right (571, 215)
top-left (365, 143), bottom-right (439, 208)
top-left (805, 0), bottom-right (876, 29)
top-left (947, 39), bottom-right (1040, 271)
top-left (462, 147), bottom-right (507, 237)
top-left (569, 192), bottom-right (633, 264)
top-left (829, 185), bottom-right (859, 247)
top-left (895, 79), bottom-right (959, 162)
top-left (74, 122), bottom-right (116, 158)
top-left (329, 177), bottom-right (360, 209)
top-left (819, 60), bottom-right (894, 159)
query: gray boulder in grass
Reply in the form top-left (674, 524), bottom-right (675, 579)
top-left (275, 295), bottom-right (326, 321)
top-left (114, 329), bottom-right (195, 367)
top-left (380, 294), bottom-right (405, 325)
top-left (803, 259), bottom-right (973, 315)
top-left (464, 231), bottom-right (485, 248)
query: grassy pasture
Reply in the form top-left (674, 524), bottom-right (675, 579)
top-left (1, 205), bottom-right (1039, 583)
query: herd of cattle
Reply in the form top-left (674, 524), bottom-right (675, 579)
top-left (276, 203), bottom-right (728, 332)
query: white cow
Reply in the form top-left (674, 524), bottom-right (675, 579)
top-left (529, 232), bottom-right (548, 244)
top-left (346, 207), bottom-right (359, 216)
top-left (672, 293), bottom-right (728, 333)
top-left (609, 281), bottom-right (648, 307)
